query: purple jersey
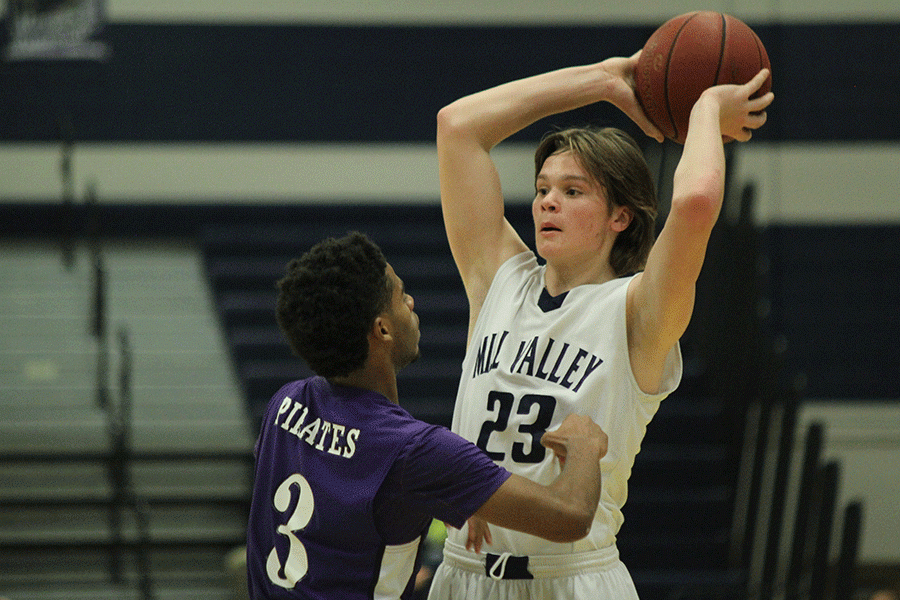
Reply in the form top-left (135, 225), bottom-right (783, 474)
top-left (246, 376), bottom-right (510, 599)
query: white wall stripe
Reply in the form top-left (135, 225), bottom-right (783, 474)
top-left (104, 0), bottom-right (900, 25)
top-left (3, 142), bottom-right (899, 224)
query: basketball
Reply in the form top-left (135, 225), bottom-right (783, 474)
top-left (635, 11), bottom-right (771, 144)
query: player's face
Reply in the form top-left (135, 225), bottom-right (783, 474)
top-left (531, 151), bottom-right (625, 267)
top-left (384, 264), bottom-right (420, 371)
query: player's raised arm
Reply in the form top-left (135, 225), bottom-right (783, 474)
top-left (628, 70), bottom-right (773, 390)
top-left (436, 55), bottom-right (662, 330)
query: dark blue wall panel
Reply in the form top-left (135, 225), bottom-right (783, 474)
top-left (764, 225), bottom-right (900, 399)
top-left (2, 22), bottom-right (899, 143)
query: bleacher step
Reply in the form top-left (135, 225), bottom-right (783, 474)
top-left (0, 241), bottom-right (252, 598)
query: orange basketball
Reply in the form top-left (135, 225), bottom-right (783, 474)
top-left (635, 11), bottom-right (771, 144)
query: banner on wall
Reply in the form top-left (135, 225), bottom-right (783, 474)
top-left (4, 0), bottom-right (109, 60)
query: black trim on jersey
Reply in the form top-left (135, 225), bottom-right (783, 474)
top-left (538, 288), bottom-right (568, 312)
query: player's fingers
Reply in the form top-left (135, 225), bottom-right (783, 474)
top-left (745, 110), bottom-right (768, 129)
top-left (744, 68), bottom-right (770, 93)
top-left (465, 516), bottom-right (491, 553)
top-left (541, 430), bottom-right (570, 454)
top-left (749, 91), bottom-right (774, 112)
top-left (735, 128), bottom-right (754, 143)
top-left (622, 102), bottom-right (666, 142)
top-left (540, 430), bottom-right (559, 447)
top-left (541, 440), bottom-right (566, 462)
top-left (626, 51), bottom-right (645, 75)
top-left (466, 528), bottom-right (480, 553)
top-left (611, 90), bottom-right (665, 142)
top-left (620, 105), bottom-right (664, 143)
top-left (638, 119), bottom-right (665, 143)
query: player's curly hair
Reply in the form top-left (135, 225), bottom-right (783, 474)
top-left (534, 126), bottom-right (658, 276)
top-left (276, 232), bottom-right (393, 379)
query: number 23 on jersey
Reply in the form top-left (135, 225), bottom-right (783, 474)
top-left (475, 391), bottom-right (557, 463)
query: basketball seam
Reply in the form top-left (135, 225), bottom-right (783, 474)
top-left (665, 13), bottom-right (698, 142)
top-left (714, 13), bottom-right (727, 85)
top-left (753, 34), bottom-right (766, 97)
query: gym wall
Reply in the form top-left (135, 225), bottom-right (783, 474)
top-left (1, 0), bottom-right (897, 567)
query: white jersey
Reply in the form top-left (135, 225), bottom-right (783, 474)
top-left (447, 251), bottom-right (682, 556)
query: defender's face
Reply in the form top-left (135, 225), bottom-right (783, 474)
top-left (384, 264), bottom-right (420, 370)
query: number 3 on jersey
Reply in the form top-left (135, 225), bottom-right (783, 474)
top-left (267, 474), bottom-right (314, 588)
top-left (476, 391), bottom-right (557, 463)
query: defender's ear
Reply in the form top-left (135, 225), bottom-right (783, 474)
top-left (373, 316), bottom-right (391, 340)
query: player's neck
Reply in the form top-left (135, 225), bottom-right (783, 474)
top-left (329, 362), bottom-right (399, 404)
top-left (544, 259), bottom-right (617, 296)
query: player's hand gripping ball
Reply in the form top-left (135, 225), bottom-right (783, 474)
top-left (635, 11), bottom-right (771, 144)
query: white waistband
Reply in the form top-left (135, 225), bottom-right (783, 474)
top-left (441, 540), bottom-right (621, 579)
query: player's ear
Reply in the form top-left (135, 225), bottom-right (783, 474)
top-left (611, 205), bottom-right (633, 232)
top-left (373, 316), bottom-right (391, 341)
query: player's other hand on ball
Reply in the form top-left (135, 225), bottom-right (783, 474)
top-left (541, 414), bottom-right (609, 467)
top-left (698, 68), bottom-right (774, 142)
top-left (602, 52), bottom-right (666, 143)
